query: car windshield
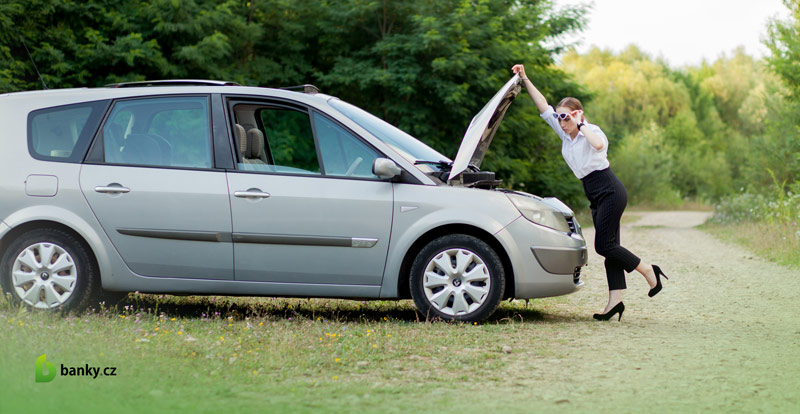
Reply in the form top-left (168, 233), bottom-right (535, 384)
top-left (328, 99), bottom-right (450, 173)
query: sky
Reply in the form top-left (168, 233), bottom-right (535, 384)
top-left (554, 0), bottom-right (792, 67)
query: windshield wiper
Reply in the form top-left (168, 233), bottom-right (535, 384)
top-left (414, 160), bottom-right (452, 168)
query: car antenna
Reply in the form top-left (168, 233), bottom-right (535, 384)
top-left (21, 37), bottom-right (48, 90)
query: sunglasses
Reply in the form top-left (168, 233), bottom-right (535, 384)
top-left (553, 112), bottom-right (572, 121)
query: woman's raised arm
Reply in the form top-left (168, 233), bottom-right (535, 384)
top-left (511, 64), bottom-right (549, 114)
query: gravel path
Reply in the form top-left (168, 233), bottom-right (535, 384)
top-left (492, 211), bottom-right (800, 412)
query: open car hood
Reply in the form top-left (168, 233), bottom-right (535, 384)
top-left (448, 75), bottom-right (521, 182)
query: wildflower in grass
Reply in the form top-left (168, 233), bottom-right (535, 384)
top-left (335, 358), bottom-right (341, 362)
top-left (171, 318), bottom-right (176, 321)
top-left (373, 344), bottom-right (378, 348)
top-left (178, 331), bottom-right (183, 335)
top-left (120, 315), bottom-right (126, 319)
top-left (219, 336), bottom-right (224, 341)
top-left (333, 376), bottom-right (338, 380)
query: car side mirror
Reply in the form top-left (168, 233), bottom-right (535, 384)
top-left (372, 158), bottom-right (402, 179)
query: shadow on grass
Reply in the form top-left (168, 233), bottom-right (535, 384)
top-left (103, 294), bottom-right (583, 324)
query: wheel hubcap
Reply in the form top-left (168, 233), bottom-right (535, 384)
top-left (423, 248), bottom-right (491, 316)
top-left (12, 242), bottom-right (77, 309)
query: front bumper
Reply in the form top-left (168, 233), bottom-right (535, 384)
top-left (530, 245), bottom-right (587, 274)
top-left (498, 216), bottom-right (588, 299)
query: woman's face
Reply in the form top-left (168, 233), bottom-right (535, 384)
top-left (555, 106), bottom-right (579, 135)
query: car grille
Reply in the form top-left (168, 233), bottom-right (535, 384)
top-left (566, 217), bottom-right (579, 234)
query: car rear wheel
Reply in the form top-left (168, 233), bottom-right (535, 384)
top-left (1, 229), bottom-right (97, 311)
top-left (410, 234), bottom-right (505, 322)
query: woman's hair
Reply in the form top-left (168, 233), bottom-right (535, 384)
top-left (556, 97), bottom-right (584, 122)
top-left (556, 97), bottom-right (583, 112)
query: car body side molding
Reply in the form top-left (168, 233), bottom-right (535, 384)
top-left (116, 228), bottom-right (378, 248)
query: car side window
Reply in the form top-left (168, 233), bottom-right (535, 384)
top-left (27, 100), bottom-right (109, 163)
top-left (260, 108), bottom-right (321, 174)
top-left (313, 113), bottom-right (380, 179)
top-left (234, 105), bottom-right (321, 175)
top-left (102, 96), bottom-right (212, 168)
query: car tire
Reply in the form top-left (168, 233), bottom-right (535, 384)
top-left (0, 228), bottom-right (97, 312)
top-left (410, 234), bottom-right (505, 322)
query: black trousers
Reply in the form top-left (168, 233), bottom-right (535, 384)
top-left (581, 168), bottom-right (641, 290)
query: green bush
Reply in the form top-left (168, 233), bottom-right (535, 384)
top-left (611, 123), bottom-right (681, 206)
top-left (712, 181), bottom-right (800, 226)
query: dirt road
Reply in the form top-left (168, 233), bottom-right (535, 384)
top-left (492, 211), bottom-right (800, 412)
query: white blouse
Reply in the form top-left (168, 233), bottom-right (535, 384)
top-left (540, 106), bottom-right (609, 179)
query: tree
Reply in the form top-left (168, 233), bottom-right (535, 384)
top-left (758, 0), bottom-right (800, 189)
top-left (766, 0), bottom-right (800, 100)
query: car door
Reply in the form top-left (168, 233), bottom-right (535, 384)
top-left (225, 99), bottom-right (393, 285)
top-left (80, 95), bottom-right (234, 279)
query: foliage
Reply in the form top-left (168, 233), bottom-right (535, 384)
top-left (712, 180), bottom-right (800, 226)
top-left (561, 46), bottom-right (692, 139)
top-left (561, 45), bottom-right (799, 206)
top-left (766, 0), bottom-right (800, 100)
top-left (610, 123), bottom-right (679, 206)
top-left (709, 181), bottom-right (800, 268)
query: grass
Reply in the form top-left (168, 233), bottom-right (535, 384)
top-left (702, 220), bottom-right (800, 268)
top-left (3, 276), bottom-right (798, 413)
top-left (0, 294), bottom-right (585, 414)
top-left (704, 185), bottom-right (800, 268)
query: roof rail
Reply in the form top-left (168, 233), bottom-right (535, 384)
top-left (280, 84), bottom-right (320, 94)
top-left (106, 80), bottom-right (242, 88)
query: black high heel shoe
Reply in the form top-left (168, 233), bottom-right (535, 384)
top-left (593, 302), bottom-right (624, 321)
top-left (648, 265), bottom-right (669, 297)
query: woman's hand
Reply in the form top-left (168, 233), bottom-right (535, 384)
top-left (569, 109), bottom-right (584, 125)
top-left (511, 64), bottom-right (526, 78)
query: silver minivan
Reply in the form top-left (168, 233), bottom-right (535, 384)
top-left (0, 75), bottom-right (587, 321)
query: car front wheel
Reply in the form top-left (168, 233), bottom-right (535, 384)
top-left (410, 234), bottom-right (505, 322)
top-left (1, 229), bottom-right (97, 311)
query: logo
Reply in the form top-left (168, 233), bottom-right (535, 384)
top-left (35, 354), bottom-right (118, 382)
top-left (35, 354), bottom-right (56, 383)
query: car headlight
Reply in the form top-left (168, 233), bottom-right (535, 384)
top-left (507, 194), bottom-right (572, 233)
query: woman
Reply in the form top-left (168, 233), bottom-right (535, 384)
top-left (511, 64), bottom-right (667, 321)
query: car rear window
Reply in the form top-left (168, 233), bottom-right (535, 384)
top-left (28, 100), bottom-right (110, 163)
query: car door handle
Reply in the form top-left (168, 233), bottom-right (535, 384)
top-left (95, 185), bottom-right (131, 194)
top-left (234, 190), bottom-right (271, 199)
